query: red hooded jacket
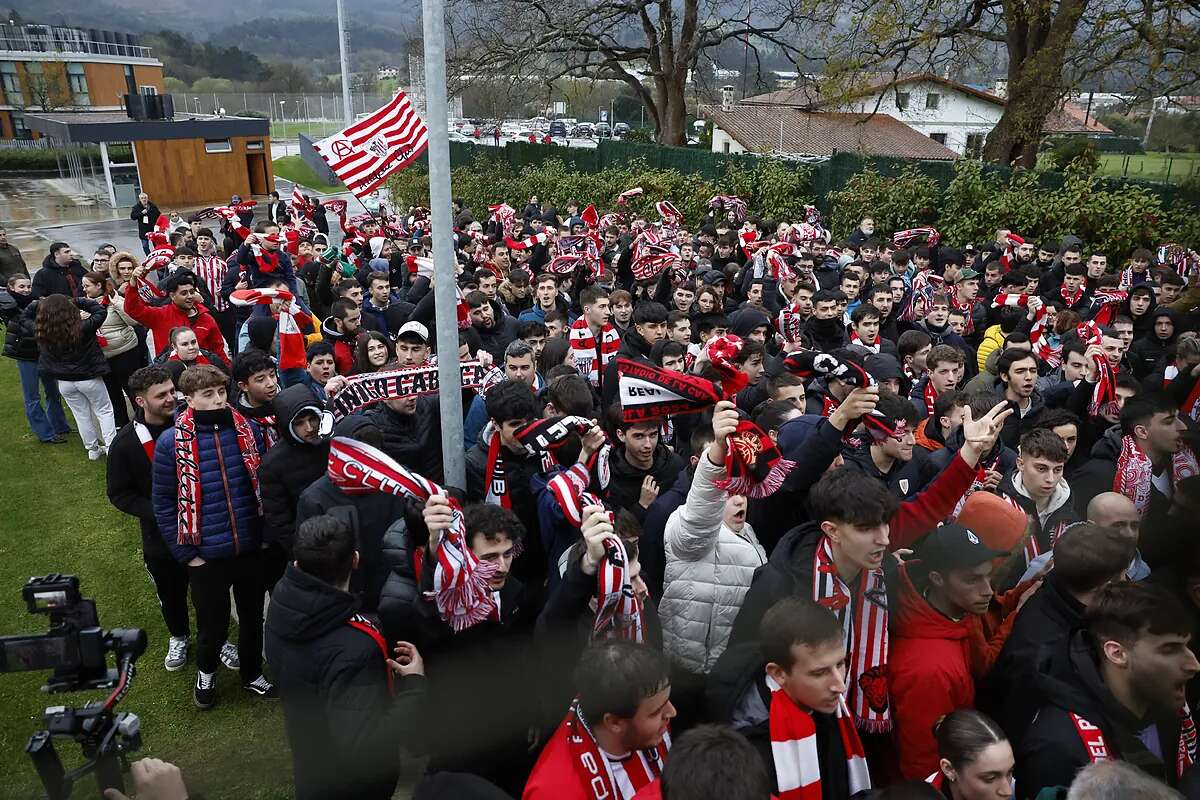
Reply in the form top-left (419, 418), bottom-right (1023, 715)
top-left (124, 277), bottom-right (228, 362)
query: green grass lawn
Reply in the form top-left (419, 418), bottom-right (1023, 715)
top-left (0, 357), bottom-right (293, 799)
top-left (1098, 152), bottom-right (1200, 184)
top-left (268, 121), bottom-right (343, 141)
top-left (271, 156), bottom-right (345, 194)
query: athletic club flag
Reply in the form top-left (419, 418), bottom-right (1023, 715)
top-left (314, 91), bottom-right (429, 198)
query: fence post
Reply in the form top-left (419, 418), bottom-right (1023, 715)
top-left (1165, 157), bottom-right (1173, 182)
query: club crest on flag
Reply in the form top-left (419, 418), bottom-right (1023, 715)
top-left (366, 134), bottom-right (389, 159)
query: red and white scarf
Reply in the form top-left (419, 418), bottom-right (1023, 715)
top-left (919, 377), bottom-right (938, 418)
top-left (570, 317), bottom-right (621, 387)
top-left (1060, 284), bottom-right (1085, 307)
top-left (849, 329), bottom-right (880, 353)
top-left (229, 288), bottom-right (306, 370)
top-left (1027, 305), bottom-right (1062, 368)
top-left (1090, 288), bottom-right (1128, 327)
top-left (778, 303), bottom-right (806, 345)
top-left (505, 231), bottom-right (551, 251)
top-left (482, 424), bottom-right (512, 510)
top-left (326, 437), bottom-right (496, 631)
top-left (594, 533), bottom-right (644, 642)
top-left (134, 421), bottom-right (156, 462)
top-left (812, 535), bottom-right (890, 732)
top-left (990, 292), bottom-right (1029, 309)
top-left (1114, 435), bottom-right (1199, 515)
top-left (1070, 705), bottom-right (1197, 781)
top-left (892, 227), bottom-right (940, 249)
top-left (769, 683), bottom-right (871, 800)
top-left (564, 700), bottom-right (669, 800)
top-left (174, 406), bottom-right (261, 547)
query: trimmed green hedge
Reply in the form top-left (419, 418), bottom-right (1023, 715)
top-left (0, 145), bottom-right (133, 172)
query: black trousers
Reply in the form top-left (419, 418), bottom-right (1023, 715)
top-left (211, 307), bottom-right (239, 358)
top-left (188, 550), bottom-right (265, 682)
top-left (144, 542), bottom-right (190, 639)
top-left (103, 346), bottom-right (146, 428)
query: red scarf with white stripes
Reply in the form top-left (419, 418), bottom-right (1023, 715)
top-left (483, 425), bottom-right (512, 510)
top-left (326, 437), bottom-right (496, 632)
top-left (990, 292), bottom-right (1029, 309)
top-left (1027, 305), bottom-right (1062, 368)
top-left (849, 329), bottom-right (880, 353)
top-left (134, 422), bottom-right (156, 462)
top-left (564, 700), bottom-right (669, 800)
top-left (769, 686), bottom-right (871, 799)
top-left (1070, 705), bottom-right (1197, 780)
top-left (1114, 435), bottom-right (1200, 515)
top-left (1060, 284), bottom-right (1084, 306)
top-left (813, 535), bottom-right (890, 732)
top-left (594, 533), bottom-right (644, 643)
top-left (570, 317), bottom-right (621, 387)
top-left (174, 406), bottom-right (261, 547)
top-left (229, 288), bottom-right (306, 370)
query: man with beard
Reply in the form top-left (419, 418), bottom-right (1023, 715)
top-left (1016, 582), bottom-right (1200, 797)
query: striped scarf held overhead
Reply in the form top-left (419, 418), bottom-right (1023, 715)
top-left (1027, 305), bottom-right (1063, 368)
top-left (570, 317), bottom-right (621, 387)
top-left (594, 533), bottom-right (644, 643)
top-left (991, 292), bottom-right (1029, 309)
top-left (1114, 435), bottom-right (1199, 515)
top-left (769, 680), bottom-right (871, 800)
top-left (325, 437), bottom-right (497, 632)
top-left (229, 288), bottom-right (307, 370)
top-left (812, 535), bottom-right (891, 732)
top-left (1090, 288), bottom-right (1128, 327)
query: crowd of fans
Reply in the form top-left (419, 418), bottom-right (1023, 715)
top-left (2, 185), bottom-right (1199, 800)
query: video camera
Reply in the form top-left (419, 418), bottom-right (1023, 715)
top-left (0, 574), bottom-right (148, 799)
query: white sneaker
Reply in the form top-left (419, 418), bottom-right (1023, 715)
top-left (219, 641), bottom-right (240, 670)
top-left (164, 636), bottom-right (189, 672)
top-left (87, 447), bottom-right (102, 461)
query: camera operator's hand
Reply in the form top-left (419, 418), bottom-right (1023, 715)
top-left (187, 557), bottom-right (205, 567)
top-left (387, 641), bottom-right (425, 677)
top-left (103, 758), bottom-right (188, 800)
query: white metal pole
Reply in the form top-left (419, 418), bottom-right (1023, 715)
top-left (422, 0), bottom-right (467, 489)
top-left (337, 0), bottom-right (354, 125)
top-left (99, 140), bottom-right (116, 208)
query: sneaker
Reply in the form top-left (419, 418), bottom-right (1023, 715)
top-left (193, 671), bottom-right (216, 710)
top-left (243, 675), bottom-right (278, 700)
top-left (219, 641), bottom-right (240, 670)
top-left (41, 435), bottom-right (66, 445)
top-left (164, 636), bottom-right (189, 672)
top-left (87, 447), bottom-right (103, 461)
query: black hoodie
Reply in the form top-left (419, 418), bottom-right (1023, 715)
top-left (1016, 629), bottom-right (1196, 798)
top-left (265, 564), bottom-right (426, 800)
top-left (259, 385), bottom-right (332, 555)
top-left (605, 442), bottom-right (685, 523)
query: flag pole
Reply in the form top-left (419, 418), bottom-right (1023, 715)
top-left (421, 0), bottom-right (467, 490)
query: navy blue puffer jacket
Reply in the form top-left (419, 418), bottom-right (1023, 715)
top-left (152, 407), bottom-right (266, 564)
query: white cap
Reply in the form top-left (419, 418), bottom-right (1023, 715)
top-left (397, 321), bottom-right (430, 343)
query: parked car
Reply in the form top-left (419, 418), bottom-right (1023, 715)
top-left (574, 123), bottom-right (595, 137)
top-left (548, 120), bottom-right (568, 137)
top-left (595, 123), bottom-right (611, 138)
top-left (613, 122), bottom-right (631, 137)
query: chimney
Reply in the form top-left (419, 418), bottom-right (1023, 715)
top-left (993, 79), bottom-right (1008, 100)
top-left (721, 85), bottom-right (734, 112)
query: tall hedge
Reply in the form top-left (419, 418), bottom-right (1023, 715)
top-left (388, 154), bottom-right (1200, 253)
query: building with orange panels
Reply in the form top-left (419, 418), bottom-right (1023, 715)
top-left (0, 22), bottom-right (164, 141)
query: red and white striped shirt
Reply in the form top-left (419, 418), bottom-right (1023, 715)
top-left (193, 254), bottom-right (230, 312)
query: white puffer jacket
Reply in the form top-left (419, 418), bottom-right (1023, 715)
top-left (97, 292), bottom-right (139, 358)
top-left (659, 454), bottom-right (767, 675)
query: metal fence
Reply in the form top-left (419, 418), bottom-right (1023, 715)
top-left (0, 138), bottom-right (53, 150)
top-left (168, 92), bottom-right (393, 124)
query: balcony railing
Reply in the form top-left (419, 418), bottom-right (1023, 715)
top-left (0, 35), bottom-right (154, 60)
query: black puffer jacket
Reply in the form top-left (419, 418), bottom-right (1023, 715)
top-left (259, 385), bottom-right (332, 555)
top-left (31, 254), bottom-right (86, 299)
top-left (472, 299), bottom-right (520, 363)
top-left (1, 288), bottom-right (38, 361)
top-left (363, 397), bottom-right (445, 485)
top-left (31, 298), bottom-right (110, 381)
top-left (265, 564), bottom-right (426, 800)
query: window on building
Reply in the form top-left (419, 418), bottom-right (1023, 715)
top-left (929, 133), bottom-right (948, 144)
top-left (246, 140), bottom-right (264, 151)
top-left (66, 63), bottom-right (89, 106)
top-left (895, 91), bottom-right (910, 111)
top-left (204, 139), bottom-right (232, 153)
top-left (139, 85), bottom-right (158, 96)
top-left (926, 92), bottom-right (941, 110)
top-left (966, 132), bottom-right (986, 159)
top-left (11, 113), bottom-right (31, 140)
top-left (0, 63), bottom-right (21, 105)
top-left (723, 140), bottom-right (731, 154)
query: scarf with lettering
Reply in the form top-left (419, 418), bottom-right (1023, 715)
top-left (564, 700), bottom-right (669, 800)
top-left (1069, 704), bottom-right (1197, 781)
top-left (326, 437), bottom-right (496, 631)
top-left (229, 288), bottom-right (306, 370)
top-left (516, 415), bottom-right (594, 464)
top-left (569, 317), bottom-right (621, 387)
top-left (769, 681), bottom-right (871, 799)
top-left (1114, 435), bottom-right (1200, 515)
top-left (616, 357), bottom-right (723, 424)
top-left (813, 535), bottom-right (890, 732)
top-left (482, 424), bottom-right (512, 510)
top-left (328, 362), bottom-right (486, 419)
top-left (174, 406), bottom-right (261, 547)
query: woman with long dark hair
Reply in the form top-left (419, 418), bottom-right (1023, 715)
top-left (537, 336), bottom-right (573, 376)
top-left (82, 270), bottom-right (145, 427)
top-left (32, 293), bottom-right (116, 459)
top-left (929, 709), bottom-right (1014, 799)
top-left (353, 331), bottom-right (397, 374)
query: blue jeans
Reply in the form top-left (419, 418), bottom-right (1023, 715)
top-left (16, 359), bottom-right (70, 441)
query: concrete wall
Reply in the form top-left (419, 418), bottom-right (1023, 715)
top-left (298, 132), bottom-right (340, 185)
top-left (711, 126), bottom-right (747, 155)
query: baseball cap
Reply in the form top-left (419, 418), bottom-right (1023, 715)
top-left (700, 269), bottom-right (726, 286)
top-left (963, 243), bottom-right (977, 253)
top-left (954, 267), bottom-right (980, 283)
top-left (865, 353), bottom-right (904, 382)
top-left (918, 523), bottom-right (1007, 572)
top-left (397, 321), bottom-right (430, 343)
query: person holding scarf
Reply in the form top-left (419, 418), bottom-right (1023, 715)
top-left (151, 364), bottom-right (275, 709)
top-left (235, 222), bottom-right (299, 294)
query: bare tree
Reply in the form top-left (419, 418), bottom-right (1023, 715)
top-left (447, 0), bottom-right (815, 145)
top-left (804, 0), bottom-right (1200, 166)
